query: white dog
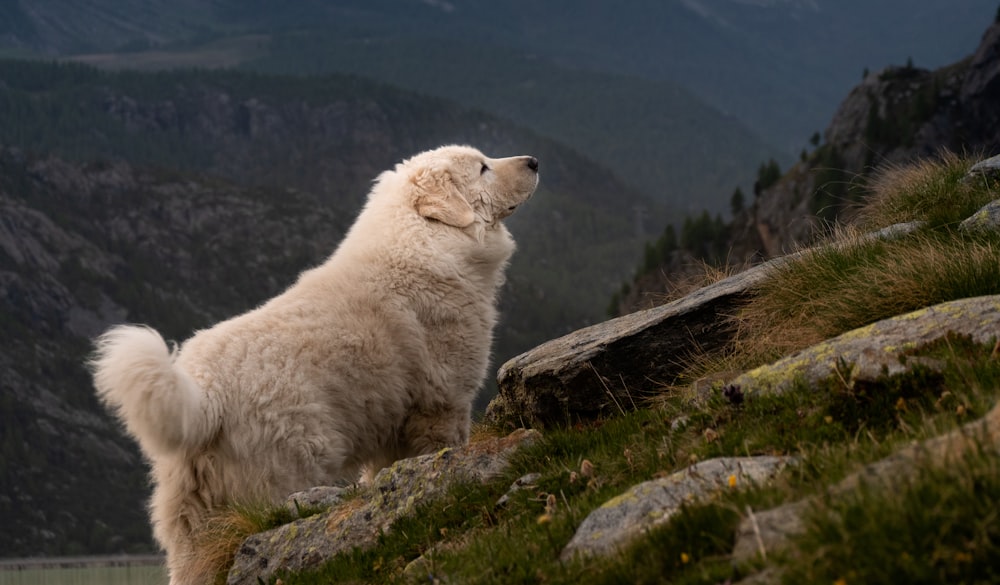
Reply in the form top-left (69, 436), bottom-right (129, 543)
top-left (90, 145), bottom-right (539, 584)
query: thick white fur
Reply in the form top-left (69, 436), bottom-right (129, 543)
top-left (90, 145), bottom-right (538, 585)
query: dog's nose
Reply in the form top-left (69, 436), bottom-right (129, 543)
top-left (526, 156), bottom-right (539, 172)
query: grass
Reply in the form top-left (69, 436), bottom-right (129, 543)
top-left (858, 150), bottom-right (996, 230)
top-left (222, 153), bottom-right (1000, 583)
top-left (785, 446), bottom-right (1000, 584)
top-left (188, 500), bottom-right (331, 584)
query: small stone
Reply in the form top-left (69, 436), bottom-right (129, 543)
top-left (561, 456), bottom-right (795, 560)
top-left (496, 472), bottom-right (542, 508)
top-left (959, 199), bottom-right (1000, 232)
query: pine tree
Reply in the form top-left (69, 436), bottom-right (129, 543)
top-left (730, 186), bottom-right (745, 216)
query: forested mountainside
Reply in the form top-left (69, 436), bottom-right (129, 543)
top-left (0, 60), bottom-right (656, 555)
top-left (615, 16), bottom-right (1000, 315)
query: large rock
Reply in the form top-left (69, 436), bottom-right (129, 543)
top-left (729, 295), bottom-right (1000, 396)
top-left (227, 429), bottom-right (539, 585)
top-left (966, 153), bottom-right (1000, 180)
top-left (486, 261), bottom-right (772, 429)
top-left (562, 456), bottom-right (794, 561)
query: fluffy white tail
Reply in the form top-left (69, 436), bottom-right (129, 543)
top-left (90, 325), bottom-right (216, 457)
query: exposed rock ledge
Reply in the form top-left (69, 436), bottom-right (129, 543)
top-left (227, 429), bottom-right (539, 585)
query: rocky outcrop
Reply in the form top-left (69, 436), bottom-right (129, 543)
top-left (227, 429), bottom-right (539, 585)
top-left (485, 259), bottom-right (774, 429)
top-left (824, 21), bottom-right (1000, 179)
top-left (625, 20), bottom-right (1000, 311)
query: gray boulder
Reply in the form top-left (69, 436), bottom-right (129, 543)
top-left (562, 456), bottom-right (794, 560)
top-left (729, 295), bottom-right (1000, 396)
top-left (967, 154), bottom-right (1000, 180)
top-left (485, 261), bottom-right (777, 429)
top-left (227, 429), bottom-right (539, 585)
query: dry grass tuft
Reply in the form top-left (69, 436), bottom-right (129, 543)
top-left (185, 504), bottom-right (274, 585)
top-left (856, 151), bottom-right (989, 230)
top-left (728, 232), bottom-right (1000, 374)
top-left (185, 500), bottom-right (320, 585)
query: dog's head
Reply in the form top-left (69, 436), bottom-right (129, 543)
top-left (402, 145), bottom-right (539, 231)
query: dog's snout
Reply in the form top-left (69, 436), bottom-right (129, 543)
top-left (526, 156), bottom-right (539, 172)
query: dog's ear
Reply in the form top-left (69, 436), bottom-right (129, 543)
top-left (410, 167), bottom-right (476, 228)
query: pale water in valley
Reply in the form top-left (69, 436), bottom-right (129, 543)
top-left (0, 556), bottom-right (166, 585)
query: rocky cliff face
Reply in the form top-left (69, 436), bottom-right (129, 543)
top-left (618, 18), bottom-right (1000, 316)
top-left (737, 18), bottom-right (1000, 260)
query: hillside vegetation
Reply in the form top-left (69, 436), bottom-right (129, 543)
top-left (202, 154), bottom-right (1000, 584)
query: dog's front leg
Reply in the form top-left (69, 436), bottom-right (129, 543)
top-left (400, 402), bottom-right (471, 458)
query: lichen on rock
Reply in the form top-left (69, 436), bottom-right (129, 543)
top-left (562, 456), bottom-right (795, 560)
top-left (730, 295), bottom-right (1000, 396)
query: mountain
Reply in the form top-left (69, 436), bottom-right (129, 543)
top-left (239, 34), bottom-right (780, 215)
top-left (3, 0), bottom-right (995, 153)
top-left (615, 16), bottom-right (1000, 315)
top-left (63, 33), bottom-right (782, 218)
top-left (0, 59), bottom-right (657, 555)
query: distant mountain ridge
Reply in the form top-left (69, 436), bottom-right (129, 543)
top-left (241, 33), bottom-right (780, 215)
top-left (2, 0), bottom-right (995, 153)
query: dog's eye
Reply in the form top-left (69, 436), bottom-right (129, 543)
top-left (480, 162), bottom-right (490, 175)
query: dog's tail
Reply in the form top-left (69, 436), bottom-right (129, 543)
top-left (90, 325), bottom-right (217, 457)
